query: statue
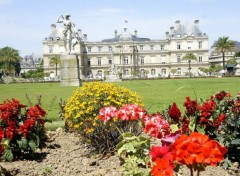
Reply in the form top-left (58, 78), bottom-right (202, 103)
top-left (57, 14), bottom-right (82, 54)
top-left (109, 64), bottom-right (118, 75)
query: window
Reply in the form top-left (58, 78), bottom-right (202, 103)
top-left (124, 57), bottom-right (129, 65)
top-left (49, 46), bottom-right (54, 53)
top-left (177, 43), bottom-right (181, 50)
top-left (150, 45), bottom-right (154, 50)
top-left (140, 56), bottom-right (144, 64)
top-left (87, 70), bottom-right (93, 78)
top-left (97, 57), bottom-right (102, 66)
top-left (161, 68), bottom-right (167, 75)
top-left (198, 56), bottom-right (203, 62)
top-left (108, 58), bottom-right (112, 64)
top-left (108, 46), bottom-right (112, 52)
top-left (161, 45), bottom-right (164, 50)
top-left (198, 41), bottom-right (202, 49)
top-left (177, 68), bottom-right (181, 75)
top-left (98, 46), bottom-right (102, 52)
top-left (140, 45), bottom-right (143, 51)
top-left (124, 69), bottom-right (129, 76)
top-left (187, 42), bottom-right (192, 49)
top-left (151, 69), bottom-right (156, 76)
top-left (87, 47), bottom-right (91, 52)
top-left (97, 70), bottom-right (102, 78)
top-left (87, 58), bottom-right (91, 66)
top-left (177, 56), bottom-right (181, 63)
top-left (140, 69), bottom-right (144, 75)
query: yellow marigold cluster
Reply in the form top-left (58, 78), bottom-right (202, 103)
top-left (64, 82), bottom-right (143, 136)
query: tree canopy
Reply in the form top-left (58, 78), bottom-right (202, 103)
top-left (212, 37), bottom-right (236, 70)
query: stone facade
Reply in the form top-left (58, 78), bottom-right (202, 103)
top-left (43, 20), bottom-right (209, 79)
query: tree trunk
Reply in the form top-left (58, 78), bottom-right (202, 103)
top-left (55, 64), bottom-right (58, 76)
top-left (222, 52), bottom-right (225, 71)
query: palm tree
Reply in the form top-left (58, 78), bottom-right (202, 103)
top-left (49, 55), bottom-right (61, 76)
top-left (182, 53), bottom-right (197, 77)
top-left (0, 46), bottom-right (21, 76)
top-left (212, 37), bottom-right (236, 71)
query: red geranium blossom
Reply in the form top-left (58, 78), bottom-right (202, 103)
top-left (171, 132), bottom-right (227, 167)
top-left (117, 104), bottom-right (146, 121)
top-left (144, 113), bottom-right (171, 139)
top-left (98, 106), bottom-right (118, 122)
top-left (151, 158), bottom-right (174, 176)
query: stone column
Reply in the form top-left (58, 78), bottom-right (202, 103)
top-left (60, 54), bottom-right (80, 86)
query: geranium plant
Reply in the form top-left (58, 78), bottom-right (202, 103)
top-left (0, 98), bottom-right (47, 161)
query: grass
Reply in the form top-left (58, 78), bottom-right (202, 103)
top-left (0, 77), bottom-right (240, 130)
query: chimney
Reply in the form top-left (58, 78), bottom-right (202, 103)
top-left (114, 30), bottom-right (118, 38)
top-left (175, 20), bottom-right (180, 30)
top-left (134, 29), bottom-right (138, 37)
top-left (194, 20), bottom-right (199, 27)
top-left (51, 24), bottom-right (56, 31)
top-left (83, 34), bottom-right (87, 41)
top-left (170, 26), bottom-right (174, 34)
top-left (166, 31), bottom-right (170, 38)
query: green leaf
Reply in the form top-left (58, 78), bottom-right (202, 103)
top-left (17, 137), bottom-right (28, 149)
top-left (28, 133), bottom-right (40, 147)
top-left (196, 125), bottom-right (205, 134)
top-left (231, 139), bottom-right (240, 145)
top-left (4, 149), bottom-right (13, 162)
top-left (28, 140), bottom-right (37, 153)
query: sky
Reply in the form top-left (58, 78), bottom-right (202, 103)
top-left (0, 0), bottom-right (239, 57)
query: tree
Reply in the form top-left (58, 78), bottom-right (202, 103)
top-left (182, 53), bottom-right (197, 76)
top-left (0, 46), bottom-right (21, 75)
top-left (49, 55), bottom-right (60, 76)
top-left (212, 37), bottom-right (236, 70)
top-left (171, 68), bottom-right (177, 75)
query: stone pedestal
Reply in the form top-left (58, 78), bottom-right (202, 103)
top-left (105, 74), bottom-right (122, 82)
top-left (60, 54), bottom-right (81, 86)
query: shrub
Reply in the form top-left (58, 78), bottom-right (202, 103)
top-left (0, 99), bottom-right (48, 161)
top-left (64, 82), bottom-right (143, 152)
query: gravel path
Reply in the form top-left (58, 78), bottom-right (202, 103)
top-left (0, 128), bottom-right (238, 176)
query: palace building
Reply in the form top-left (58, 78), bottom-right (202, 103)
top-left (42, 20), bottom-right (209, 80)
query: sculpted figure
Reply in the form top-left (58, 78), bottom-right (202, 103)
top-left (57, 14), bottom-right (81, 53)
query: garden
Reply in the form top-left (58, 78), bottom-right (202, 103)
top-left (0, 78), bottom-right (240, 175)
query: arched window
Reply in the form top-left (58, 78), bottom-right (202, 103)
top-left (151, 69), bottom-right (156, 76)
top-left (177, 68), bottom-right (181, 75)
top-left (97, 70), bottom-right (102, 78)
top-left (124, 69), bottom-right (129, 76)
top-left (161, 68), bottom-right (167, 75)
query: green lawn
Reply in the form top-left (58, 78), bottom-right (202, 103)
top-left (0, 77), bottom-right (239, 130)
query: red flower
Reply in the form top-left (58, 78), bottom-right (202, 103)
top-left (151, 158), bottom-right (174, 176)
top-left (144, 113), bottom-right (171, 139)
top-left (6, 126), bottom-right (17, 140)
top-left (28, 105), bottom-right (46, 118)
top-left (150, 145), bottom-right (174, 169)
top-left (183, 97), bottom-right (197, 116)
top-left (214, 114), bottom-right (226, 128)
top-left (215, 91), bottom-right (226, 101)
top-left (98, 106), bottom-right (118, 122)
top-left (198, 99), bottom-right (216, 125)
top-left (171, 132), bottom-right (227, 167)
top-left (117, 104), bottom-right (146, 121)
top-left (168, 102), bottom-right (181, 123)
